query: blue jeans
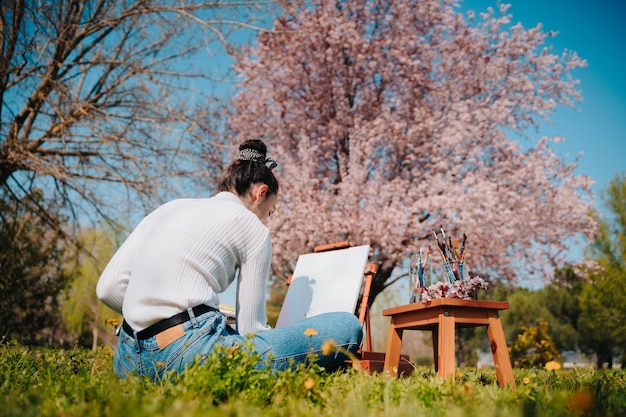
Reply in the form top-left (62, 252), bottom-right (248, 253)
top-left (114, 309), bottom-right (363, 381)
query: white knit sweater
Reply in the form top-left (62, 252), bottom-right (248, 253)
top-left (96, 192), bottom-right (272, 335)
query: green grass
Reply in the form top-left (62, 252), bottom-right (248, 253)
top-left (1, 341), bottom-right (625, 417)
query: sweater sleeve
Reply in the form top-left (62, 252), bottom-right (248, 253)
top-left (96, 221), bottom-right (145, 313)
top-left (235, 231), bottom-right (272, 335)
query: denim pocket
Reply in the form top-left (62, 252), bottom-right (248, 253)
top-left (114, 332), bottom-right (141, 378)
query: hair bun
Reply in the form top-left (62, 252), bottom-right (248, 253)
top-left (238, 139), bottom-right (277, 171)
top-left (239, 139), bottom-right (267, 156)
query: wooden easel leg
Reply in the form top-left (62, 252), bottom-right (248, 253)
top-left (359, 272), bottom-right (374, 352)
top-left (383, 324), bottom-right (403, 377)
top-left (365, 310), bottom-right (372, 352)
top-left (487, 313), bottom-right (516, 388)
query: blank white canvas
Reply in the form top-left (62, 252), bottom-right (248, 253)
top-left (276, 245), bottom-right (370, 327)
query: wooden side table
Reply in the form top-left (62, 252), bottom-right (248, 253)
top-left (382, 298), bottom-right (516, 388)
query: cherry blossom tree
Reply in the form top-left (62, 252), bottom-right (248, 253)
top-left (227, 0), bottom-right (597, 304)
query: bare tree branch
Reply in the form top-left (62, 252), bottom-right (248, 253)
top-left (0, 0), bottom-right (279, 238)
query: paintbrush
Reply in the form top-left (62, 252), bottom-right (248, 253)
top-left (460, 233), bottom-right (467, 260)
top-left (433, 228), bottom-right (456, 282)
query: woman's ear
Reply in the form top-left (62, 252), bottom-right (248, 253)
top-left (254, 184), bottom-right (269, 204)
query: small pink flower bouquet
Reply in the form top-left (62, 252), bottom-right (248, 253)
top-left (416, 276), bottom-right (488, 302)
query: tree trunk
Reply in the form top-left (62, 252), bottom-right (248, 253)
top-left (596, 347), bottom-right (613, 369)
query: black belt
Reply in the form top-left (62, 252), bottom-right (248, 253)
top-left (122, 304), bottom-right (218, 340)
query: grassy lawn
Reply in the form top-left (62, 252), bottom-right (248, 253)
top-left (1, 341), bottom-right (624, 417)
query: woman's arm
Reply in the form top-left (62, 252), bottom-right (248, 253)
top-left (235, 232), bottom-right (273, 335)
top-left (96, 222), bottom-right (145, 313)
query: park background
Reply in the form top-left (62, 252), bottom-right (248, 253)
top-left (1, 0), bottom-right (625, 370)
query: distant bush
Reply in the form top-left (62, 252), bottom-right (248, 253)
top-left (509, 318), bottom-right (561, 368)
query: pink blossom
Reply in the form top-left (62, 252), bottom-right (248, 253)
top-left (226, 0), bottom-right (597, 302)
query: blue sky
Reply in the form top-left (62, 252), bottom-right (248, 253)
top-left (464, 0), bottom-right (626, 205)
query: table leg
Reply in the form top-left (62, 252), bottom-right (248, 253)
top-left (431, 329), bottom-right (439, 372)
top-left (487, 313), bottom-right (516, 388)
top-left (383, 324), bottom-right (403, 377)
top-left (438, 310), bottom-right (456, 381)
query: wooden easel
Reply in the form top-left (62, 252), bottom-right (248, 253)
top-left (311, 241), bottom-right (376, 352)
top-left (309, 241), bottom-right (413, 375)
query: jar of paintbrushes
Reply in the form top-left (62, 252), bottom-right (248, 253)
top-left (409, 228), bottom-right (488, 302)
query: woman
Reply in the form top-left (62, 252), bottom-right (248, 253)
top-left (96, 139), bottom-right (363, 380)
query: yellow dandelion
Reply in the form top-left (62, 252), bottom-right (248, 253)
top-left (226, 346), bottom-right (240, 357)
top-left (544, 361), bottom-right (562, 371)
top-left (321, 339), bottom-right (337, 356)
top-left (522, 377), bottom-right (530, 385)
top-left (157, 361), bottom-right (165, 368)
top-left (304, 377), bottom-right (315, 390)
top-left (104, 347), bottom-right (114, 358)
top-left (304, 328), bottom-right (318, 337)
top-left (457, 371), bottom-right (465, 379)
top-left (105, 318), bottom-right (120, 327)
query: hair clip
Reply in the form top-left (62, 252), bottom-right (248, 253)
top-left (238, 149), bottom-right (278, 171)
